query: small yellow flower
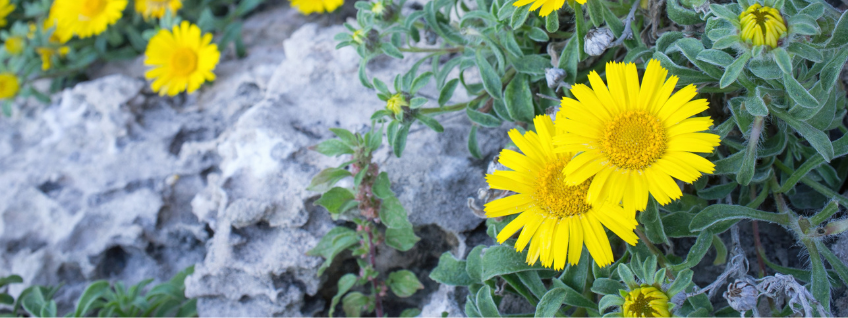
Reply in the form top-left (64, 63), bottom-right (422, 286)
top-left (386, 93), bottom-right (408, 116)
top-left (0, 0), bottom-right (15, 28)
top-left (739, 3), bottom-right (787, 48)
top-left (291, 0), bottom-right (344, 14)
top-left (135, 0), bottom-right (182, 19)
top-left (144, 21), bottom-right (220, 96)
top-left (37, 46), bottom-right (70, 70)
top-left (622, 286), bottom-right (671, 318)
top-left (371, 1), bottom-right (385, 14)
top-left (555, 60), bottom-right (721, 213)
top-left (352, 29), bottom-right (366, 44)
top-left (513, 0), bottom-right (572, 18)
top-left (50, 0), bottom-right (127, 38)
top-left (485, 115), bottom-right (638, 269)
top-left (5, 37), bottom-right (24, 55)
top-left (0, 73), bottom-right (19, 100)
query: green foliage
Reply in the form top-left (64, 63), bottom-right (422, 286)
top-left (0, 267), bottom-right (196, 317)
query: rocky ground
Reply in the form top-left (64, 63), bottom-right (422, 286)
top-left (0, 2), bottom-right (508, 316)
top-left (2, 1), bottom-right (848, 317)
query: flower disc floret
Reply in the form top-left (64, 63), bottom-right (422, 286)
top-left (291, 0), bottom-right (344, 14)
top-left (135, 0), bottom-right (183, 19)
top-left (51, 0), bottom-right (127, 38)
top-left (623, 286), bottom-right (671, 318)
top-left (144, 21), bottom-right (220, 96)
top-left (554, 60), bottom-right (721, 213)
top-left (739, 4), bottom-right (786, 48)
top-left (484, 115), bottom-right (639, 269)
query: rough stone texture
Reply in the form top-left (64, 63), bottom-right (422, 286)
top-left (0, 3), bottom-right (506, 317)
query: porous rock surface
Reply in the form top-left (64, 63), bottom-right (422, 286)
top-left (0, 4), bottom-right (505, 316)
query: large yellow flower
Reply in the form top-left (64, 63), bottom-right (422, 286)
top-left (555, 60), bottom-right (720, 213)
top-left (291, 0), bottom-right (344, 14)
top-left (739, 3), bottom-right (786, 48)
top-left (135, 0), bottom-right (182, 19)
top-left (622, 286), bottom-right (671, 318)
top-left (512, 0), bottom-right (574, 17)
top-left (0, 0), bottom-right (14, 27)
top-left (0, 73), bottom-right (19, 100)
top-left (485, 115), bottom-right (638, 269)
top-left (51, 0), bottom-right (127, 38)
top-left (144, 21), bottom-right (220, 96)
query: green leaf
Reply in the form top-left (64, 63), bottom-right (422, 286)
top-left (670, 230), bottom-right (713, 271)
top-left (400, 308), bottom-right (422, 317)
top-left (467, 107), bottom-right (503, 128)
top-left (821, 49), bottom-right (848, 91)
top-left (598, 294), bottom-right (625, 313)
top-left (466, 245), bottom-right (486, 283)
top-left (386, 227), bottom-right (420, 251)
top-left (745, 88), bottom-right (768, 116)
top-left (549, 280), bottom-right (598, 308)
top-left (480, 245), bottom-right (543, 281)
top-left (0, 275), bottom-right (22, 288)
top-left (439, 78), bottom-right (460, 106)
top-left (74, 280), bottom-right (109, 317)
top-left (381, 42), bottom-right (404, 59)
top-left (782, 72), bottom-right (818, 108)
top-left (411, 72), bottom-right (433, 95)
top-left (807, 242), bottom-right (831, 312)
top-left (316, 187), bottom-right (357, 215)
top-left (710, 4), bottom-right (741, 28)
top-left (307, 227), bottom-right (359, 276)
top-left (513, 55), bottom-right (550, 76)
top-left (528, 27), bottom-right (549, 42)
top-left (410, 97), bottom-right (428, 109)
top-left (826, 12), bottom-right (848, 49)
top-left (476, 286), bottom-right (501, 317)
top-left (343, 292), bottom-right (372, 318)
top-left (315, 139), bottom-right (355, 157)
top-left (373, 78), bottom-right (391, 95)
top-left (535, 288), bottom-right (566, 317)
top-left (380, 196), bottom-right (413, 229)
top-left (308, 168), bottom-right (351, 192)
top-left (358, 59), bottom-right (373, 89)
top-left (504, 74), bottom-right (534, 122)
top-left (414, 113), bottom-right (445, 132)
top-left (510, 5), bottom-right (530, 29)
top-left (430, 252), bottom-right (476, 286)
top-left (391, 121), bottom-right (411, 157)
top-left (689, 205), bottom-right (790, 232)
top-left (387, 270), bottom-right (424, 298)
top-left (373, 172), bottom-right (393, 199)
top-left (772, 48), bottom-right (793, 74)
top-left (772, 108), bottom-right (834, 162)
top-left (818, 241), bottom-right (848, 290)
top-left (591, 278), bottom-right (626, 295)
top-left (329, 274), bottom-right (357, 317)
top-left (465, 297), bottom-right (482, 318)
top-left (517, 271), bottom-right (547, 299)
top-left (545, 13), bottom-right (559, 33)
top-left (719, 51), bottom-right (751, 88)
top-left (667, 269), bottom-right (694, 297)
top-left (587, 0), bottom-right (604, 27)
top-left (786, 42), bottom-right (822, 62)
top-left (640, 198), bottom-right (669, 244)
top-left (560, 251), bottom-right (590, 291)
top-left (468, 125), bottom-right (482, 159)
top-left (697, 181), bottom-right (738, 200)
top-left (668, 0), bottom-right (703, 25)
top-left (558, 35), bottom-right (579, 82)
top-left (476, 49), bottom-right (503, 100)
top-left (696, 49), bottom-right (734, 67)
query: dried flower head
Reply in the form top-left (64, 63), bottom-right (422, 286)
top-left (584, 27), bottom-right (615, 56)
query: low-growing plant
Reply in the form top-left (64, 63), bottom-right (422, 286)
top-left (0, 266), bottom-right (196, 317)
top-left (304, 0), bottom-right (848, 314)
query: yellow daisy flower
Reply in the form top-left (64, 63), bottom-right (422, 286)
top-left (623, 286), bottom-right (671, 318)
top-left (0, 73), bottom-right (19, 100)
top-left (512, 0), bottom-right (572, 17)
top-left (5, 37), bottom-right (24, 55)
top-left (51, 0), bottom-right (127, 38)
top-left (291, 0), bottom-right (344, 15)
top-left (386, 93), bottom-right (407, 116)
top-left (144, 21), bottom-right (220, 96)
top-left (555, 60), bottom-right (720, 213)
top-left (0, 0), bottom-right (14, 28)
top-left (135, 0), bottom-right (182, 19)
top-left (739, 3), bottom-right (786, 48)
top-left (485, 115), bottom-right (639, 269)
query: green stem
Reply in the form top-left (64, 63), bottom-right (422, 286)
top-left (419, 100), bottom-right (471, 115)
top-left (634, 227), bottom-right (670, 272)
top-left (399, 46), bottom-right (465, 53)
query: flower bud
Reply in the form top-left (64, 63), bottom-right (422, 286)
top-left (584, 27), bottom-right (614, 56)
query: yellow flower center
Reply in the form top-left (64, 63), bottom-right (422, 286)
top-left (739, 4), bottom-right (786, 48)
top-left (623, 286), bottom-right (670, 318)
top-left (170, 47), bottom-right (198, 76)
top-left (371, 1), bottom-right (385, 14)
top-left (533, 157), bottom-right (593, 218)
top-left (81, 0), bottom-right (108, 17)
top-left (601, 110), bottom-right (667, 170)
